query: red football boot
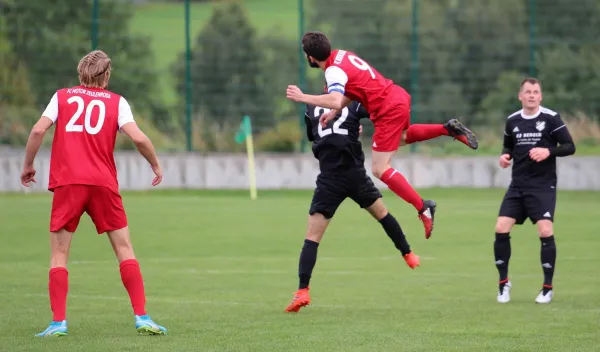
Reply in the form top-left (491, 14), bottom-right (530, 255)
top-left (284, 288), bottom-right (311, 313)
top-left (418, 200), bottom-right (437, 239)
top-left (403, 252), bottom-right (420, 269)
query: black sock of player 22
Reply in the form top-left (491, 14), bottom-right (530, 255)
top-left (298, 239), bottom-right (319, 290)
top-left (379, 213), bottom-right (411, 256)
top-left (540, 235), bottom-right (556, 291)
top-left (494, 233), bottom-right (511, 285)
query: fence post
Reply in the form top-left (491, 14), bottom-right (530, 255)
top-left (91, 0), bottom-right (99, 50)
top-left (185, 0), bottom-right (193, 152)
top-left (409, 0), bottom-right (420, 153)
top-left (298, 0), bottom-right (307, 152)
top-left (528, 0), bottom-right (536, 77)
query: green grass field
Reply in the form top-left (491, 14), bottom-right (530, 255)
top-left (1, 189), bottom-right (599, 351)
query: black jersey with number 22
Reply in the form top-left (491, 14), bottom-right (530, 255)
top-left (305, 102), bottom-right (370, 173)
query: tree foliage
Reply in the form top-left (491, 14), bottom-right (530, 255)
top-left (2, 0), bottom-right (165, 125)
top-left (3, 0), bottom-right (600, 150)
top-left (173, 2), bottom-right (299, 135)
top-left (0, 17), bottom-right (39, 145)
top-left (309, 0), bottom-right (600, 124)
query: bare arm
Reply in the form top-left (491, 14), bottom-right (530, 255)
top-left (286, 84), bottom-right (351, 111)
top-left (120, 123), bottom-right (162, 186)
top-left (320, 95), bottom-right (352, 116)
top-left (121, 123), bottom-right (159, 167)
top-left (300, 65), bottom-right (351, 110)
top-left (20, 116), bottom-right (54, 186)
top-left (301, 91), bottom-right (351, 111)
top-left (23, 117), bottom-right (53, 167)
top-left (21, 93), bottom-right (58, 186)
top-left (117, 97), bottom-right (162, 186)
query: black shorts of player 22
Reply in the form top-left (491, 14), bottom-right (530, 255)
top-left (494, 77), bottom-right (576, 305)
top-left (284, 99), bottom-right (421, 313)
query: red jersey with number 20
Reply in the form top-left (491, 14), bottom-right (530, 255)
top-left (42, 86), bottom-right (135, 194)
top-left (324, 50), bottom-right (409, 120)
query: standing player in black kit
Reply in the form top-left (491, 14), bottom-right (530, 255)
top-left (495, 78), bottom-right (576, 304)
top-left (285, 98), bottom-right (420, 313)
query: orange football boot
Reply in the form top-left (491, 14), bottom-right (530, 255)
top-left (284, 287), bottom-right (311, 313)
top-left (403, 252), bottom-right (420, 269)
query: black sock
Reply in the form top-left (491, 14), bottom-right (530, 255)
top-left (540, 235), bottom-right (556, 292)
top-left (494, 233), bottom-right (511, 288)
top-left (379, 213), bottom-right (411, 256)
top-left (298, 239), bottom-right (319, 290)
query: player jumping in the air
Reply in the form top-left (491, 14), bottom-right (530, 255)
top-left (495, 78), bottom-right (575, 304)
top-left (21, 50), bottom-right (167, 336)
top-left (285, 98), bottom-right (420, 313)
top-left (286, 32), bottom-right (479, 239)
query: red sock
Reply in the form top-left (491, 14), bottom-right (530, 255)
top-left (120, 259), bottom-right (147, 316)
top-left (49, 267), bottom-right (68, 322)
top-left (405, 124), bottom-right (449, 144)
top-left (381, 168), bottom-right (424, 211)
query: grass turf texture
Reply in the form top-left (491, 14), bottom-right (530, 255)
top-left (1, 189), bottom-right (598, 351)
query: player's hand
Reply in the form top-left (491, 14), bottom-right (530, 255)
top-left (529, 147), bottom-right (550, 162)
top-left (498, 154), bottom-right (512, 168)
top-left (286, 85), bottom-right (305, 103)
top-left (20, 165), bottom-right (37, 187)
top-left (359, 125), bottom-right (363, 134)
top-left (320, 109), bottom-right (337, 127)
top-left (151, 164), bottom-right (163, 186)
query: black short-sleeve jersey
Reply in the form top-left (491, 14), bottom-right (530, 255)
top-left (305, 102), bottom-right (369, 173)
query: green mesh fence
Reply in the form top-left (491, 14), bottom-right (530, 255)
top-left (306, 0), bottom-right (600, 122)
top-left (2, 0), bottom-right (599, 153)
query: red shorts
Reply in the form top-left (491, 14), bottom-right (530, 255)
top-left (50, 185), bottom-right (128, 234)
top-left (371, 87), bottom-right (411, 152)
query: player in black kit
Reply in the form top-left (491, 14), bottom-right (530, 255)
top-left (495, 78), bottom-right (575, 304)
top-left (284, 98), bottom-right (420, 313)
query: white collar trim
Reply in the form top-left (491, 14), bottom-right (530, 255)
top-left (521, 107), bottom-right (541, 119)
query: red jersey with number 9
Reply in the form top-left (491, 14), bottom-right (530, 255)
top-left (42, 86), bottom-right (135, 194)
top-left (324, 50), bottom-right (409, 120)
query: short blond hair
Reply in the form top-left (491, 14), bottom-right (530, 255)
top-left (77, 50), bottom-right (111, 88)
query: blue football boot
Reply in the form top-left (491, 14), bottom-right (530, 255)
top-left (36, 320), bottom-right (67, 337)
top-left (135, 315), bottom-right (167, 335)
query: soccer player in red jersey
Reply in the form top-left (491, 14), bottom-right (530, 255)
top-left (287, 32), bottom-right (479, 239)
top-left (21, 50), bottom-right (167, 337)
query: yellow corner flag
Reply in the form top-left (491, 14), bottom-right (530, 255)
top-left (234, 116), bottom-right (257, 200)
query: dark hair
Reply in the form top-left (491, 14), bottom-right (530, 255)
top-left (520, 77), bottom-right (541, 89)
top-left (302, 31), bottom-right (331, 61)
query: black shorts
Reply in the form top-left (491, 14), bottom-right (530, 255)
top-left (498, 186), bottom-right (556, 224)
top-left (309, 169), bottom-right (382, 219)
